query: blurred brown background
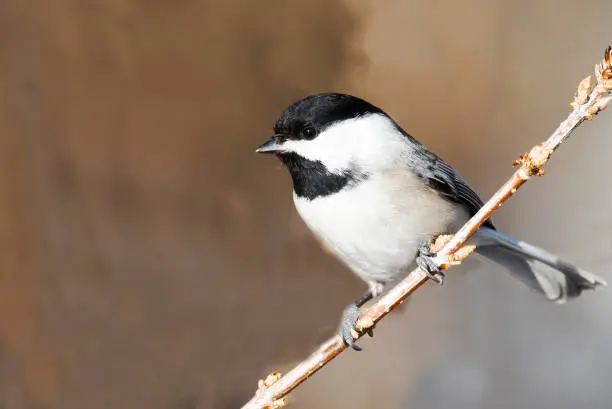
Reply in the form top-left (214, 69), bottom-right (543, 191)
top-left (1, 1), bottom-right (611, 408)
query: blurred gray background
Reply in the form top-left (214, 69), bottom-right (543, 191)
top-left (0, 1), bottom-right (611, 408)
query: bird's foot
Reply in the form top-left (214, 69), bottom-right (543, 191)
top-left (417, 240), bottom-right (445, 285)
top-left (340, 303), bottom-right (374, 351)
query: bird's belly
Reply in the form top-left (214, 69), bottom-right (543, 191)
top-left (293, 174), bottom-right (469, 284)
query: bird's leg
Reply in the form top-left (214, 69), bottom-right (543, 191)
top-left (417, 238), bottom-right (445, 285)
top-left (340, 281), bottom-right (383, 351)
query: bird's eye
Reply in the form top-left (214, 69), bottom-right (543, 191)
top-left (302, 126), bottom-right (316, 139)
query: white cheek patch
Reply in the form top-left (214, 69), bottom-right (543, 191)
top-left (279, 113), bottom-right (407, 173)
top-left (279, 135), bottom-right (351, 173)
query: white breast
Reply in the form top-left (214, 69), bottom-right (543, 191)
top-left (293, 170), bottom-right (470, 285)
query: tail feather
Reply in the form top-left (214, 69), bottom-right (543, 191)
top-left (474, 227), bottom-right (606, 302)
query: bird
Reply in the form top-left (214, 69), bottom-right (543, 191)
top-left (256, 92), bottom-right (606, 350)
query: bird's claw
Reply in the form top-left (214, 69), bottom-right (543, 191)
top-left (417, 240), bottom-right (445, 285)
top-left (340, 304), bottom-right (373, 351)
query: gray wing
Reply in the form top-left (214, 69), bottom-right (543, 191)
top-left (402, 134), bottom-right (495, 229)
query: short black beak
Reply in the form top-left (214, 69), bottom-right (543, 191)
top-left (255, 135), bottom-right (284, 153)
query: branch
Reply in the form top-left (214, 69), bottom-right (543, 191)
top-left (241, 45), bottom-right (612, 409)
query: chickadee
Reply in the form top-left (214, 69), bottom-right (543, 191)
top-left (256, 92), bottom-right (606, 350)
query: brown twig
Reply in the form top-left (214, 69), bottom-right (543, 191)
top-left (241, 45), bottom-right (612, 409)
